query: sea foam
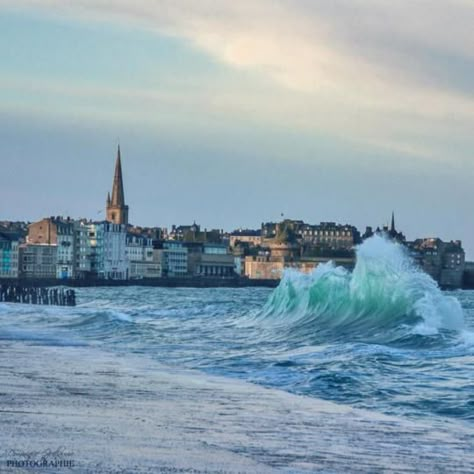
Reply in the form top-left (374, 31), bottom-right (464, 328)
top-left (259, 235), bottom-right (464, 345)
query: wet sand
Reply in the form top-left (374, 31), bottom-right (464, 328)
top-left (0, 341), bottom-right (473, 473)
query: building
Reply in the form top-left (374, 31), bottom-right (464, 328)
top-left (73, 220), bottom-right (94, 279)
top-left (261, 220), bottom-right (305, 241)
top-left (0, 230), bottom-right (21, 278)
top-left (162, 241), bottom-right (188, 277)
top-left (20, 244), bottom-right (57, 279)
top-left (106, 145), bottom-right (129, 225)
top-left (169, 223), bottom-right (224, 244)
top-left (182, 242), bottom-right (205, 275)
top-left (159, 241), bottom-right (236, 278)
top-left (126, 233), bottom-right (153, 264)
top-left (150, 248), bottom-right (164, 278)
top-left (267, 241), bottom-right (300, 259)
top-left (229, 229), bottom-right (262, 248)
top-left (408, 238), bottom-right (465, 288)
top-left (261, 219), bottom-right (360, 253)
top-left (244, 254), bottom-right (284, 280)
top-left (126, 233), bottom-right (160, 279)
top-left (300, 222), bottom-right (360, 251)
top-left (90, 222), bottom-right (128, 280)
top-left (440, 241), bottom-right (466, 288)
top-left (194, 243), bottom-right (236, 277)
top-left (0, 221), bottom-right (28, 238)
top-left (27, 217), bottom-right (75, 279)
top-left (244, 253), bottom-right (354, 280)
top-left (169, 223), bottom-right (200, 241)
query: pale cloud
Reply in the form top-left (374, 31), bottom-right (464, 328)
top-left (1, 0), bottom-right (473, 162)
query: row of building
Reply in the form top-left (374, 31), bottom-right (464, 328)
top-left (0, 218), bottom-right (236, 281)
top-left (232, 217), bottom-right (465, 288)
top-left (0, 215), bottom-right (466, 288)
top-left (0, 146), bottom-right (468, 288)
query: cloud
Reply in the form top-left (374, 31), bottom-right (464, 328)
top-left (1, 0), bottom-right (473, 162)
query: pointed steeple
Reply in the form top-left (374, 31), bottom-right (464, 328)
top-left (390, 211), bottom-right (395, 233)
top-left (111, 145), bottom-right (125, 207)
top-left (106, 144), bottom-right (129, 225)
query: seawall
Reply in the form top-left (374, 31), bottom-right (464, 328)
top-left (0, 276), bottom-right (280, 289)
top-left (463, 268), bottom-right (474, 289)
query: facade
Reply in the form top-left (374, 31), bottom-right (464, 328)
top-left (126, 233), bottom-right (158, 279)
top-left (244, 254), bottom-right (354, 280)
top-left (152, 249), bottom-right (164, 278)
top-left (126, 234), bottom-right (153, 263)
top-left (0, 231), bottom-right (20, 278)
top-left (20, 244), bottom-right (57, 279)
top-left (90, 222), bottom-right (128, 280)
top-left (261, 219), bottom-right (360, 252)
top-left (267, 241), bottom-right (300, 259)
top-left (162, 241), bottom-right (188, 277)
top-left (28, 218), bottom-right (75, 279)
top-left (28, 218), bottom-right (57, 245)
top-left (229, 229), bottom-right (262, 248)
top-left (55, 222), bottom-right (75, 279)
top-left (106, 145), bottom-right (129, 225)
top-left (74, 220), bottom-right (94, 279)
top-left (300, 222), bottom-right (360, 251)
top-left (244, 254), bottom-right (284, 280)
top-left (160, 242), bottom-right (236, 278)
top-left (441, 242), bottom-right (466, 288)
top-left (128, 259), bottom-right (162, 279)
top-left (408, 238), bottom-right (465, 288)
top-left (195, 243), bottom-right (236, 277)
top-left (182, 242), bottom-right (205, 275)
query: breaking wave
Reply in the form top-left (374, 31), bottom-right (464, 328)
top-left (260, 235), bottom-right (465, 346)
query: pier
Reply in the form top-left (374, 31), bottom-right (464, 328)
top-left (0, 284), bottom-right (76, 307)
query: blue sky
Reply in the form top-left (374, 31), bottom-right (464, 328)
top-left (0, 2), bottom-right (473, 255)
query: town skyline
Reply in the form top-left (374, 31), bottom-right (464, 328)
top-left (2, 144), bottom-right (472, 258)
top-left (1, 3), bottom-right (472, 257)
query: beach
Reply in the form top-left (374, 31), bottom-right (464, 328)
top-left (1, 341), bottom-right (473, 473)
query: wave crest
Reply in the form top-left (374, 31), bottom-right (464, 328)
top-left (260, 235), bottom-right (464, 345)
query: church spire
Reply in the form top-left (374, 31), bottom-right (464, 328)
top-left (391, 211), bottom-right (395, 233)
top-left (111, 145), bottom-right (125, 206)
top-left (106, 145), bottom-right (129, 225)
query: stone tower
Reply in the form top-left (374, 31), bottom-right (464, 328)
top-left (106, 145), bottom-right (129, 225)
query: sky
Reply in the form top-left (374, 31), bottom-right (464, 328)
top-left (0, 1), bottom-right (473, 255)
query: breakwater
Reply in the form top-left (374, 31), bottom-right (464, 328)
top-left (0, 284), bottom-right (76, 306)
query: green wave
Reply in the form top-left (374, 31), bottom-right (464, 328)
top-left (260, 235), bottom-right (464, 346)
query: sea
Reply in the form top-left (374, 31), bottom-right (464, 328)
top-left (1, 235), bottom-right (473, 425)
